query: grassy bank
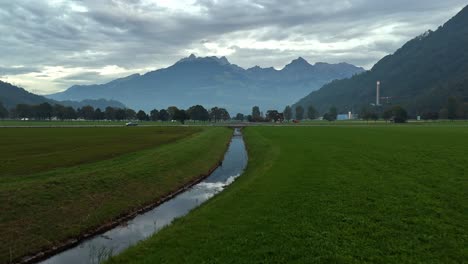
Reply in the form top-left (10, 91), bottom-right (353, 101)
top-left (109, 125), bottom-right (467, 263)
top-left (0, 127), bottom-right (232, 263)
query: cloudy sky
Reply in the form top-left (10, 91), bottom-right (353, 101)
top-left (0, 0), bottom-right (466, 95)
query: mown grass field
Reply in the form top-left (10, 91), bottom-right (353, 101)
top-left (0, 126), bottom-right (232, 263)
top-left (109, 125), bottom-right (468, 263)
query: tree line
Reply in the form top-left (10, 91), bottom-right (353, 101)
top-left (246, 105), bottom-right (322, 122)
top-left (2, 97), bottom-right (466, 123)
top-left (0, 102), bottom-right (232, 123)
top-left (359, 97), bottom-right (468, 122)
top-left (247, 104), bottom-right (408, 123)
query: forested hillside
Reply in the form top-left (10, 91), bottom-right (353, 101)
top-left (294, 5), bottom-right (468, 117)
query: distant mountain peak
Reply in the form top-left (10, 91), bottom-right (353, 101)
top-left (283, 57), bottom-right (312, 70)
top-left (296, 56), bottom-right (307, 62)
top-left (293, 57), bottom-right (309, 64)
top-left (177, 54), bottom-right (198, 63)
top-left (177, 54), bottom-right (231, 66)
top-left (248, 65), bottom-right (262, 70)
top-left (218, 56), bottom-right (230, 65)
top-left (188, 53), bottom-right (196, 59)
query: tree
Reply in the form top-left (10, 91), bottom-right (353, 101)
top-left (235, 113), bottom-right (245, 121)
top-left (137, 110), bottom-right (149, 121)
top-left (384, 105), bottom-right (408, 123)
top-left (158, 109), bottom-right (170, 121)
top-left (218, 108), bottom-right (230, 121)
top-left (323, 113), bottom-right (332, 121)
top-left (421, 111), bottom-right (439, 121)
top-left (210, 107), bottom-right (230, 122)
top-left (456, 102), bottom-right (468, 119)
top-left (77, 105), bottom-right (95, 120)
top-left (447, 97), bottom-right (458, 120)
top-left (125, 109), bottom-right (136, 120)
top-left (382, 108), bottom-right (393, 122)
top-left (439, 108), bottom-right (449, 119)
top-left (52, 104), bottom-right (76, 120)
top-left (63, 106), bottom-right (77, 120)
top-left (53, 104), bottom-right (66, 120)
top-left (252, 106), bottom-right (261, 122)
top-left (323, 106), bottom-right (338, 121)
top-left (16, 104), bottom-right (33, 119)
top-left (307, 105), bottom-right (317, 120)
top-left (329, 106), bottom-right (338, 121)
top-left (150, 109), bottom-right (159, 121)
top-left (167, 106), bottom-right (179, 120)
top-left (295, 105), bottom-right (304, 120)
top-left (36, 102), bottom-right (53, 120)
top-left (0, 102), bottom-right (8, 118)
top-left (393, 106), bottom-right (408, 123)
top-left (105, 107), bottom-right (116, 120)
top-left (283, 105), bottom-right (292, 121)
top-left (210, 107), bottom-right (220, 122)
top-left (115, 108), bottom-right (126, 120)
top-left (187, 105), bottom-right (209, 121)
top-left (94, 108), bottom-right (105, 120)
top-left (173, 109), bottom-right (188, 124)
top-left (361, 106), bottom-right (378, 122)
top-left (266, 110), bottom-right (280, 122)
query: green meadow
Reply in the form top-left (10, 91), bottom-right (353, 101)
top-left (0, 126), bottom-right (232, 263)
top-left (109, 125), bottom-right (468, 263)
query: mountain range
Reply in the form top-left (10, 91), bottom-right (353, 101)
top-left (294, 5), bottom-right (468, 116)
top-left (0, 80), bottom-right (126, 110)
top-left (47, 55), bottom-right (364, 114)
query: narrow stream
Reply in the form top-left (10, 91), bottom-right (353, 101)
top-left (39, 128), bottom-right (247, 264)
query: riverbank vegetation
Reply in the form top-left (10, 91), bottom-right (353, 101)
top-left (0, 126), bottom-right (232, 263)
top-left (109, 125), bottom-right (467, 263)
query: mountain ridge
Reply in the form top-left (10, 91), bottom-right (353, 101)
top-left (0, 80), bottom-right (126, 110)
top-left (48, 55), bottom-right (365, 113)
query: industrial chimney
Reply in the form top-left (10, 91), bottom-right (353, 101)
top-left (376, 81), bottom-right (380, 106)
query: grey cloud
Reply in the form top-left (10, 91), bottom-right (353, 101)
top-left (0, 0), bottom-right (466, 92)
top-left (61, 71), bottom-right (102, 81)
top-left (0, 66), bottom-right (40, 75)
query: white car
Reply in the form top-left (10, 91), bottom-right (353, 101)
top-left (125, 122), bottom-right (138, 126)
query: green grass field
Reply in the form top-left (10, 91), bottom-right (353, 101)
top-left (109, 125), bottom-right (468, 263)
top-left (0, 127), bottom-right (196, 177)
top-left (0, 126), bottom-right (232, 263)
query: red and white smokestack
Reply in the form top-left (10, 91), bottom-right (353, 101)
top-left (376, 81), bottom-right (380, 106)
